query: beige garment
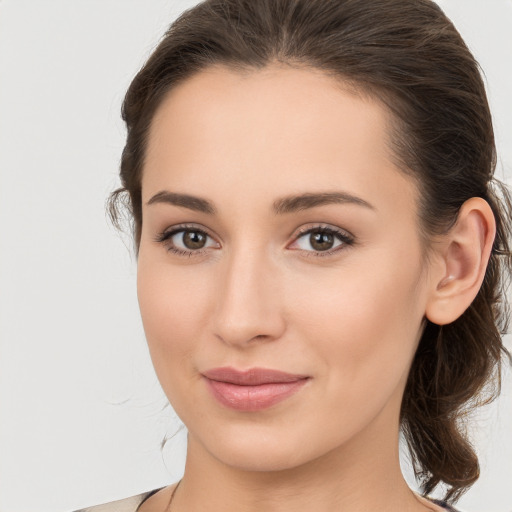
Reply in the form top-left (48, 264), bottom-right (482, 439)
top-left (73, 488), bottom-right (163, 512)
top-left (74, 488), bottom-right (461, 512)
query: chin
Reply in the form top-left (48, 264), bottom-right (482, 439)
top-left (189, 421), bottom-right (346, 474)
top-left (211, 442), bottom-right (311, 473)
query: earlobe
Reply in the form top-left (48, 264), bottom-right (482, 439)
top-left (425, 197), bottom-right (496, 326)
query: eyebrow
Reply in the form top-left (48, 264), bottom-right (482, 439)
top-left (146, 190), bottom-right (375, 215)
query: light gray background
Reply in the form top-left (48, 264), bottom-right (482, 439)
top-left (0, 1), bottom-right (511, 511)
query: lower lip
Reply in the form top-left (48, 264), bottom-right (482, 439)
top-left (204, 378), bottom-right (309, 411)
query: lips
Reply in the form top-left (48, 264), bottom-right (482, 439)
top-left (202, 367), bottom-right (310, 411)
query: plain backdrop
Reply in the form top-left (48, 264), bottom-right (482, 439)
top-left (0, 1), bottom-right (511, 511)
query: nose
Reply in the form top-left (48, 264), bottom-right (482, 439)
top-left (212, 247), bottom-right (286, 348)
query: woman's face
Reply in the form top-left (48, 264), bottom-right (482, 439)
top-left (137, 64), bottom-right (432, 472)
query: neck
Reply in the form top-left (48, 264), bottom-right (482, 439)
top-left (172, 403), bottom-right (430, 512)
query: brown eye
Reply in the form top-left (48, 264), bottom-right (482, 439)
top-left (155, 226), bottom-right (218, 256)
top-left (309, 231), bottom-right (335, 252)
top-left (290, 226), bottom-right (354, 258)
top-left (182, 230), bottom-right (207, 249)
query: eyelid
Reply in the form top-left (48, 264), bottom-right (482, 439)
top-left (154, 222), bottom-right (355, 258)
top-left (287, 224), bottom-right (355, 258)
top-left (154, 223), bottom-right (218, 253)
top-left (290, 223), bottom-right (354, 244)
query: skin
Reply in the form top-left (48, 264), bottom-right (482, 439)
top-left (136, 63), bottom-right (495, 512)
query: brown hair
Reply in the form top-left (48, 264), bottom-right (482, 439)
top-left (110, 0), bottom-right (512, 503)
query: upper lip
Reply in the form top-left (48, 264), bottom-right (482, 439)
top-left (202, 367), bottom-right (310, 385)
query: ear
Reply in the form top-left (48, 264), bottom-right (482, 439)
top-left (425, 197), bottom-right (496, 326)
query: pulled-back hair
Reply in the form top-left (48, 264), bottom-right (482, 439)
top-left (109, 0), bottom-right (512, 503)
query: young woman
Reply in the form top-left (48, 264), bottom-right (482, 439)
top-left (76, 0), bottom-right (511, 510)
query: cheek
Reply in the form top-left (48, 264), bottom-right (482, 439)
top-left (136, 260), bottom-right (218, 426)
top-left (136, 259), bottom-right (209, 373)
top-left (291, 249), bottom-right (425, 387)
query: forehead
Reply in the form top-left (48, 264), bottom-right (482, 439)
top-left (143, 63), bottom-right (418, 219)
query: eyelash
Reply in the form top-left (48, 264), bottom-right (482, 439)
top-left (154, 223), bottom-right (355, 259)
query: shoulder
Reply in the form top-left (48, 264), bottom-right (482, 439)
top-left (72, 488), bottom-right (163, 512)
